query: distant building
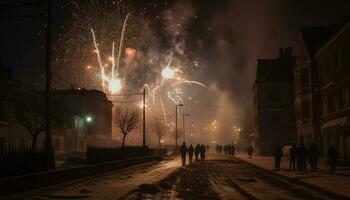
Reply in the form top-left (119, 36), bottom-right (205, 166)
top-left (253, 48), bottom-right (296, 156)
top-left (0, 66), bottom-right (114, 154)
top-left (294, 26), bottom-right (339, 148)
top-left (315, 21), bottom-right (350, 160)
top-left (51, 89), bottom-right (114, 154)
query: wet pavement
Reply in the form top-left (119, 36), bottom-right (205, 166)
top-left (2, 155), bottom-right (336, 200)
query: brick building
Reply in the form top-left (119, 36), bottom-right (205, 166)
top-left (253, 48), bottom-right (296, 156)
top-left (315, 21), bottom-right (350, 160)
top-left (293, 26), bottom-right (339, 147)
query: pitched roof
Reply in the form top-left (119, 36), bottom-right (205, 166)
top-left (300, 26), bottom-right (340, 56)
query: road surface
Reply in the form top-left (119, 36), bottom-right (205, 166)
top-left (3, 155), bottom-right (335, 200)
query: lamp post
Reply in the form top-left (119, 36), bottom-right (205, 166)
top-left (175, 104), bottom-right (183, 148)
top-left (142, 88), bottom-right (146, 147)
top-left (182, 113), bottom-right (190, 143)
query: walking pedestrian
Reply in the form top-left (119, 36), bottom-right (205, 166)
top-left (195, 144), bottom-right (200, 161)
top-left (328, 145), bottom-right (338, 173)
top-left (200, 144), bottom-right (206, 163)
top-left (232, 145), bottom-right (235, 157)
top-left (247, 145), bottom-right (253, 158)
top-left (297, 144), bottom-right (307, 172)
top-left (308, 143), bottom-right (319, 172)
top-left (289, 144), bottom-right (297, 171)
top-left (273, 145), bottom-right (283, 171)
top-left (188, 144), bottom-right (194, 164)
top-left (180, 142), bottom-right (187, 166)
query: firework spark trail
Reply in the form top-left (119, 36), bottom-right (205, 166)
top-left (142, 83), bottom-right (151, 94)
top-left (176, 80), bottom-right (206, 87)
top-left (115, 13), bottom-right (130, 76)
top-left (91, 28), bottom-right (104, 75)
top-left (111, 42), bottom-right (115, 78)
top-left (160, 97), bottom-right (167, 122)
top-left (152, 85), bottom-right (160, 104)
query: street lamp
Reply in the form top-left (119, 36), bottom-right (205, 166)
top-left (86, 116), bottom-right (92, 123)
top-left (175, 104), bottom-right (183, 148)
top-left (182, 113), bottom-right (190, 143)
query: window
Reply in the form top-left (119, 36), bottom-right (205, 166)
top-left (300, 68), bottom-right (309, 88)
top-left (333, 49), bottom-right (341, 69)
top-left (341, 41), bottom-right (350, 64)
top-left (301, 100), bottom-right (311, 119)
top-left (0, 103), bottom-right (6, 122)
top-left (343, 88), bottom-right (350, 108)
top-left (267, 90), bottom-right (281, 103)
top-left (0, 137), bottom-right (5, 146)
top-left (338, 91), bottom-right (344, 110)
top-left (328, 95), bottom-right (335, 113)
top-left (325, 56), bottom-right (331, 73)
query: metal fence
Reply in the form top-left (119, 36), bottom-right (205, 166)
top-left (0, 145), bottom-right (50, 178)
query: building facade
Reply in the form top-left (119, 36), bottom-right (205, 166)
top-left (253, 48), bottom-right (296, 156)
top-left (0, 66), bottom-right (114, 154)
top-left (293, 26), bottom-right (339, 148)
top-left (52, 89), bottom-right (114, 154)
top-left (316, 21), bottom-right (350, 160)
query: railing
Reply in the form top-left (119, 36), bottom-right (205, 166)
top-left (0, 145), bottom-right (50, 178)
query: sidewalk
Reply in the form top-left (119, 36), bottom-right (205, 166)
top-left (236, 154), bottom-right (350, 198)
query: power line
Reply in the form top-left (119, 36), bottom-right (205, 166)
top-left (0, 14), bottom-right (46, 20)
top-left (0, 1), bottom-right (47, 10)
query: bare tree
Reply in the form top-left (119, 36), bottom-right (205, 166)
top-left (114, 108), bottom-right (140, 148)
top-left (17, 103), bottom-right (45, 152)
top-left (154, 118), bottom-right (166, 146)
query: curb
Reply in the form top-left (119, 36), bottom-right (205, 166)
top-left (236, 157), bottom-right (350, 200)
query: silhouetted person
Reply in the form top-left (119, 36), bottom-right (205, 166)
top-left (188, 144), bottom-right (194, 164)
top-left (297, 144), bottom-right (307, 172)
top-left (289, 144), bottom-right (297, 171)
top-left (216, 144), bottom-right (219, 155)
top-left (328, 145), bottom-right (338, 173)
top-left (195, 144), bottom-right (200, 161)
top-left (247, 146), bottom-right (253, 158)
top-left (219, 145), bottom-right (222, 155)
top-left (180, 142), bottom-right (187, 166)
top-left (273, 146), bottom-right (283, 171)
top-left (308, 143), bottom-right (319, 172)
top-left (228, 144), bottom-right (232, 155)
top-left (200, 144), bottom-right (206, 163)
top-left (206, 145), bottom-right (210, 153)
top-left (231, 145), bottom-right (235, 157)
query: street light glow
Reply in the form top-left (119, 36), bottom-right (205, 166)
top-left (161, 67), bottom-right (175, 79)
top-left (86, 116), bottom-right (92, 122)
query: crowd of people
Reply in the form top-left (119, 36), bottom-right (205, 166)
top-left (215, 144), bottom-right (236, 156)
top-left (179, 143), bottom-right (208, 166)
top-left (273, 143), bottom-right (339, 173)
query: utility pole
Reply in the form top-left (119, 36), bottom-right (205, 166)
top-left (142, 88), bottom-right (146, 147)
top-left (45, 0), bottom-right (55, 169)
top-left (182, 113), bottom-right (190, 143)
top-left (175, 106), bottom-right (178, 148)
top-left (175, 104), bottom-right (183, 148)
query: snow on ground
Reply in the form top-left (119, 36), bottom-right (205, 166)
top-left (3, 158), bottom-right (181, 200)
top-left (2, 154), bottom-right (342, 200)
top-left (122, 155), bottom-right (333, 200)
top-left (237, 154), bottom-right (350, 198)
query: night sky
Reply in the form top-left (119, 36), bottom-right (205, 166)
top-left (1, 0), bottom-right (350, 142)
